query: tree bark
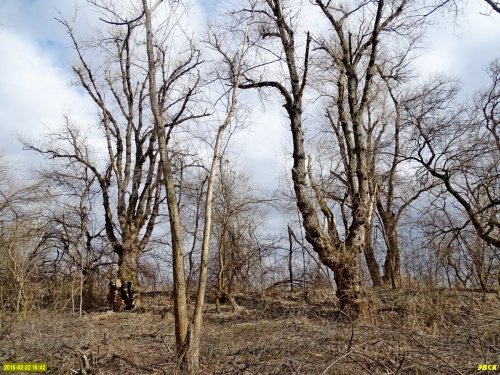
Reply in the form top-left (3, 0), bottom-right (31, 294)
top-left (288, 226), bottom-right (295, 292)
top-left (239, 2), bottom-right (366, 318)
top-left (380, 217), bottom-right (402, 289)
top-left (142, 0), bottom-right (189, 362)
top-left (363, 222), bottom-right (382, 287)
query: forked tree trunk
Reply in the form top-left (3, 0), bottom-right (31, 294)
top-left (143, 1), bottom-right (243, 371)
top-left (239, 4), bottom-right (367, 318)
top-left (43, 14), bottom-right (164, 316)
top-left (291, 107), bottom-right (366, 318)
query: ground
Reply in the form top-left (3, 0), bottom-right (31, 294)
top-left (1, 288), bottom-right (499, 374)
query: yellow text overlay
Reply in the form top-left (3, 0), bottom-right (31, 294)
top-left (2, 363), bottom-right (48, 373)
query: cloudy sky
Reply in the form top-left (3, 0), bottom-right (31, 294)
top-left (0, 0), bottom-right (499, 194)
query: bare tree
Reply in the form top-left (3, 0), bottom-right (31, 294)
top-left (40, 159), bottom-right (111, 313)
top-left (235, 0), bottom-right (444, 317)
top-left (142, 0), bottom-right (248, 371)
top-left (368, 74), bottom-right (437, 289)
top-left (314, 0), bottom-right (452, 298)
top-left (422, 196), bottom-right (499, 290)
top-left (406, 64), bottom-right (499, 250)
top-left (211, 160), bottom-right (270, 309)
top-left (0, 164), bottom-right (55, 314)
top-left (236, 0), bottom-right (371, 313)
top-left (24, 5), bottom-right (169, 310)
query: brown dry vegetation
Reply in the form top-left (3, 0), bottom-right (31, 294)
top-left (1, 288), bottom-right (498, 375)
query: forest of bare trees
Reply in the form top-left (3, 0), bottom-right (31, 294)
top-left (1, 0), bottom-right (499, 374)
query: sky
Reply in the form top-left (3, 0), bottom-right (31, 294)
top-left (0, 0), bottom-right (499, 201)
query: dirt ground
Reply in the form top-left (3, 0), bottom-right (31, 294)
top-left (1, 288), bottom-right (499, 374)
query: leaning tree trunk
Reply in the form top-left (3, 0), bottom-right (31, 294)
top-left (184, 43), bottom-right (242, 372)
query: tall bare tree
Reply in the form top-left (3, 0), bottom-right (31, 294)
top-left (236, 0), bottom-right (443, 317)
top-left (24, 8), bottom-right (166, 310)
top-left (142, 0), bottom-right (248, 371)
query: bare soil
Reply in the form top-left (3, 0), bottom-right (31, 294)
top-left (1, 288), bottom-right (499, 374)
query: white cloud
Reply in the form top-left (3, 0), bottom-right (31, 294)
top-left (0, 28), bottom-right (94, 167)
top-left (1, 0), bottom-right (499, 184)
top-left (417, 1), bottom-right (500, 93)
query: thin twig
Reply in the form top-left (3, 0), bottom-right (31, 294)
top-left (321, 352), bottom-right (350, 374)
top-left (160, 335), bottom-right (174, 355)
top-left (391, 319), bottom-right (464, 375)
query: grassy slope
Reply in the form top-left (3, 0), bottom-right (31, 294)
top-left (1, 289), bottom-right (499, 374)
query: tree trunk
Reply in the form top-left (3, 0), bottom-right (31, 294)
top-left (216, 228), bottom-right (226, 310)
top-left (82, 272), bottom-right (94, 311)
top-left (184, 48), bottom-right (240, 372)
top-left (381, 218), bottom-right (402, 289)
top-left (82, 231), bottom-right (94, 311)
top-left (291, 109), bottom-right (365, 319)
top-left (332, 256), bottom-right (363, 318)
top-left (109, 246), bottom-right (140, 311)
top-left (142, 0), bottom-right (189, 364)
top-left (363, 222), bottom-right (382, 287)
top-left (143, 1), bottom-right (243, 371)
top-left (288, 226), bottom-right (295, 292)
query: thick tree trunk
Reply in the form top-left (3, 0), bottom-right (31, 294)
top-left (290, 107), bottom-right (366, 319)
top-left (109, 246), bottom-right (140, 311)
top-left (332, 257), bottom-right (363, 318)
top-left (315, 243), bottom-right (364, 318)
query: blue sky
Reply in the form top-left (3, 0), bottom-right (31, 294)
top-left (198, 0), bottom-right (219, 16)
top-left (0, 0), bottom-right (499, 186)
top-left (0, 0), bottom-right (498, 267)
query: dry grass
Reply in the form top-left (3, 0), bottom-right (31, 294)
top-left (1, 288), bottom-right (498, 374)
